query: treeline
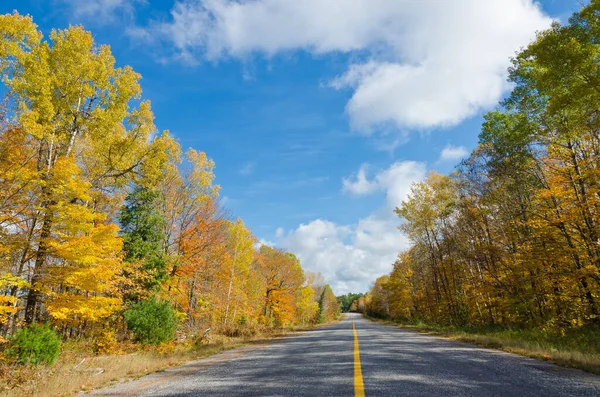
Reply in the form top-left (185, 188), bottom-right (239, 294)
top-left (0, 12), bottom-right (338, 356)
top-left (365, 2), bottom-right (600, 330)
top-left (337, 293), bottom-right (365, 312)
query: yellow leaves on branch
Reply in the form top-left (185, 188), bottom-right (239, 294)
top-left (0, 273), bottom-right (30, 325)
top-left (185, 149), bottom-right (220, 203)
top-left (45, 295), bottom-right (121, 324)
top-left (296, 286), bottom-right (319, 326)
top-left (32, 157), bottom-right (125, 325)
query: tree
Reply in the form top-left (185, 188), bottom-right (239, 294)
top-left (296, 286), bottom-right (319, 326)
top-left (256, 246), bottom-right (304, 326)
top-left (317, 285), bottom-right (338, 323)
top-left (120, 186), bottom-right (168, 298)
top-left (222, 219), bottom-right (257, 327)
top-left (124, 298), bottom-right (177, 345)
top-left (0, 13), bottom-right (171, 325)
top-left (337, 292), bottom-right (365, 312)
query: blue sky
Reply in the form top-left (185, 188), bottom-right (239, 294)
top-left (2, 0), bottom-right (584, 294)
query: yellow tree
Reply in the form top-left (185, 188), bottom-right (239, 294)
top-left (222, 219), bottom-right (257, 327)
top-left (0, 13), bottom-right (170, 324)
top-left (295, 286), bottom-right (318, 326)
top-left (0, 124), bottom-right (38, 333)
top-left (255, 246), bottom-right (304, 326)
top-left (31, 156), bottom-right (122, 334)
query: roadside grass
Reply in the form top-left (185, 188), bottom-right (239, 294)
top-left (366, 316), bottom-right (600, 375)
top-left (0, 329), bottom-right (291, 397)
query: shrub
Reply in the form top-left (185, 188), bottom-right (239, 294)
top-left (94, 329), bottom-right (118, 355)
top-left (6, 324), bottom-right (61, 365)
top-left (124, 298), bottom-right (177, 345)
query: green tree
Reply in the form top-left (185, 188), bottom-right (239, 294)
top-left (120, 186), bottom-right (168, 298)
top-left (337, 292), bottom-right (365, 312)
top-left (318, 285), bottom-right (339, 323)
top-left (124, 298), bottom-right (177, 345)
top-left (6, 324), bottom-right (61, 365)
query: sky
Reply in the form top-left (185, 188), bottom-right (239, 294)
top-left (2, 0), bottom-right (584, 295)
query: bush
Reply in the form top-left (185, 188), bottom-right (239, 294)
top-left (6, 324), bottom-right (61, 365)
top-left (124, 298), bottom-right (177, 345)
top-left (94, 329), bottom-right (118, 355)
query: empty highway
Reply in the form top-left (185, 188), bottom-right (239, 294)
top-left (87, 313), bottom-right (600, 396)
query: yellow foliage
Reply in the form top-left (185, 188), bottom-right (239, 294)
top-left (0, 274), bottom-right (29, 325)
top-left (94, 329), bottom-right (118, 355)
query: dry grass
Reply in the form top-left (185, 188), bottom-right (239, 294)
top-left (0, 331), bottom-right (290, 397)
top-left (440, 330), bottom-right (600, 375)
top-left (366, 316), bottom-right (600, 375)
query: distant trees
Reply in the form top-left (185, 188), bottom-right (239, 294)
top-left (318, 285), bottom-right (339, 323)
top-left (337, 293), bottom-right (366, 312)
top-left (366, 1), bottom-right (600, 331)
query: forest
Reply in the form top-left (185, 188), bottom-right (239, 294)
top-left (0, 11), bottom-right (340, 372)
top-left (362, 2), bottom-right (600, 346)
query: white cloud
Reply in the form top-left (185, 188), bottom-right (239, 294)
top-left (439, 144), bottom-right (469, 162)
top-left (137, 0), bottom-right (552, 131)
top-left (63, 0), bottom-right (142, 21)
top-left (342, 164), bottom-right (377, 195)
top-left (343, 161), bottom-right (427, 208)
top-left (256, 238), bottom-right (275, 250)
top-left (277, 161), bottom-right (426, 294)
top-left (275, 227), bottom-right (284, 238)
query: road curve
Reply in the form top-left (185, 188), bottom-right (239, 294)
top-left (86, 313), bottom-right (600, 396)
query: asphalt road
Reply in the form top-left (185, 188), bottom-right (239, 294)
top-left (87, 313), bottom-right (600, 396)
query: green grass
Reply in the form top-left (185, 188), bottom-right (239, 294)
top-left (367, 317), bottom-right (600, 374)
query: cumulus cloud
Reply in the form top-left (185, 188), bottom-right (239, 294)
top-left (343, 161), bottom-right (426, 208)
top-left (439, 144), bottom-right (469, 162)
top-left (136, 0), bottom-right (552, 130)
top-left (278, 161), bottom-right (426, 294)
top-left (342, 164), bottom-right (377, 195)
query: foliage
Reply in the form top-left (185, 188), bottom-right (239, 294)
top-left (120, 186), bottom-right (168, 297)
top-left (0, 11), bottom-right (172, 329)
top-left (5, 324), bottom-right (61, 365)
top-left (337, 292), bottom-right (365, 312)
top-left (256, 246), bottom-right (305, 326)
top-left (318, 285), bottom-right (339, 323)
top-left (124, 298), bottom-right (178, 345)
top-left (295, 286), bottom-right (319, 325)
top-left (94, 329), bottom-right (118, 355)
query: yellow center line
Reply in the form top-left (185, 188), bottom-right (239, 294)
top-left (353, 320), bottom-right (365, 397)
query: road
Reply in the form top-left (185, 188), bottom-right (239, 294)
top-left (87, 313), bottom-right (600, 396)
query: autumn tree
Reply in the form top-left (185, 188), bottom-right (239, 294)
top-left (295, 286), bottom-right (319, 326)
top-left (0, 13), bottom-right (172, 325)
top-left (337, 292), bottom-right (365, 312)
top-left (256, 246), bottom-right (304, 326)
top-left (222, 219), bottom-right (257, 327)
top-left (317, 284), bottom-right (339, 323)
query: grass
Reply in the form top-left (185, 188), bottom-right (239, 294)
top-left (366, 316), bottom-right (600, 374)
top-left (0, 329), bottom-right (292, 397)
